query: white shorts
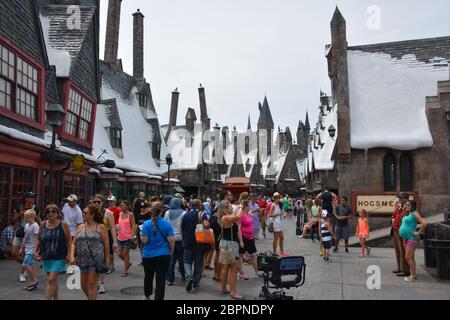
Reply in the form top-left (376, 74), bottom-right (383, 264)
top-left (273, 221), bottom-right (283, 233)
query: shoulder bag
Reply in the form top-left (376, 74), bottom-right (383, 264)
top-left (218, 224), bottom-right (236, 265)
top-left (195, 211), bottom-right (214, 246)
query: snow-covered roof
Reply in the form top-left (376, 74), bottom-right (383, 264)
top-left (348, 50), bottom-right (449, 150)
top-left (93, 79), bottom-right (166, 176)
top-left (312, 104), bottom-right (337, 171)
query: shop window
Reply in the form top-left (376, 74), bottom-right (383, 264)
top-left (384, 153), bottom-right (396, 192)
top-left (400, 154), bottom-right (413, 192)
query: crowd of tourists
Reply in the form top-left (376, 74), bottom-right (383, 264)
top-left (0, 188), bottom-right (428, 300)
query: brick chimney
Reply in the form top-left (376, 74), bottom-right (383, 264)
top-left (133, 9), bottom-right (145, 80)
top-left (104, 0), bottom-right (122, 70)
top-left (198, 84), bottom-right (208, 121)
top-left (169, 88), bottom-right (179, 128)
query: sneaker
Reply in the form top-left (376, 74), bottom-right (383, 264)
top-left (106, 267), bottom-right (115, 274)
top-left (279, 252), bottom-right (289, 257)
top-left (333, 248), bottom-right (338, 253)
top-left (193, 283), bottom-right (199, 288)
top-left (345, 248), bottom-right (349, 253)
top-left (298, 236), bottom-right (304, 239)
top-left (167, 282), bottom-right (173, 286)
top-left (253, 273), bottom-right (262, 279)
top-left (327, 258), bottom-right (332, 263)
top-left (239, 273), bottom-right (249, 280)
top-left (98, 283), bottom-right (106, 294)
top-left (19, 274), bottom-right (26, 283)
top-left (186, 279), bottom-right (193, 292)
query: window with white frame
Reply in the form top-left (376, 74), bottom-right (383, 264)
top-left (65, 88), bottom-right (93, 141)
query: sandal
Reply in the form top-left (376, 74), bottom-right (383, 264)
top-left (231, 294), bottom-right (245, 300)
top-left (25, 282), bottom-right (39, 291)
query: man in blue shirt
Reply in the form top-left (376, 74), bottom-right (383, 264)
top-left (181, 199), bottom-right (209, 292)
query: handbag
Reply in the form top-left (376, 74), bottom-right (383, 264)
top-left (84, 225), bottom-right (108, 274)
top-left (218, 225), bottom-right (236, 265)
top-left (195, 212), bottom-right (215, 246)
top-left (268, 217), bottom-right (274, 233)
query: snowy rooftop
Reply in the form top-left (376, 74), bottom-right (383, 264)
top-left (93, 80), bottom-right (166, 176)
top-left (348, 50), bottom-right (449, 150)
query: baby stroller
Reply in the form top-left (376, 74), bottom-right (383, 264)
top-left (257, 251), bottom-right (306, 300)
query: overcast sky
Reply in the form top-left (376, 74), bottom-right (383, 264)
top-left (99, 0), bottom-right (450, 137)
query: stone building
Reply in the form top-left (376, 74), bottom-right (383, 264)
top-left (93, 1), bottom-right (171, 201)
top-left (163, 93), bottom-right (304, 197)
top-left (0, 0), bottom-right (102, 226)
top-left (306, 8), bottom-right (450, 219)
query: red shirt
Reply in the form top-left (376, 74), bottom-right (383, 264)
top-left (258, 201), bottom-right (267, 217)
top-left (109, 207), bottom-right (122, 225)
top-left (392, 203), bottom-right (406, 232)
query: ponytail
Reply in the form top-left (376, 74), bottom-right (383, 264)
top-left (151, 202), bottom-right (163, 236)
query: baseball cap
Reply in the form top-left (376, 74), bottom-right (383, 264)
top-left (23, 192), bottom-right (37, 198)
top-left (322, 210), bottom-right (328, 218)
top-left (67, 194), bottom-right (78, 202)
top-left (107, 195), bottom-right (117, 202)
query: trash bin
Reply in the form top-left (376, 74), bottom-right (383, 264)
top-left (424, 223), bottom-right (450, 279)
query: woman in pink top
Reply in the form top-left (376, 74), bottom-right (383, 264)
top-left (117, 200), bottom-right (136, 276)
top-left (237, 193), bottom-right (260, 279)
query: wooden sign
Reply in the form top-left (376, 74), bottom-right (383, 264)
top-left (351, 191), bottom-right (419, 215)
top-left (73, 155), bottom-right (85, 172)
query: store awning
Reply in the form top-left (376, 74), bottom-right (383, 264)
top-left (174, 186), bottom-right (186, 193)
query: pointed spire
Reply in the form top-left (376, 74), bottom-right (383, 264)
top-left (257, 95), bottom-right (274, 129)
top-left (247, 115), bottom-right (251, 130)
top-left (331, 6), bottom-right (346, 27)
top-left (304, 111), bottom-right (311, 132)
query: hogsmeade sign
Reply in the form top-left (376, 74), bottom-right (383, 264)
top-left (351, 192), bottom-right (419, 215)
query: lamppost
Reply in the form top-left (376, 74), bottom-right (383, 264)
top-left (166, 153), bottom-right (173, 194)
top-left (45, 103), bottom-right (66, 203)
top-left (214, 164), bottom-right (219, 199)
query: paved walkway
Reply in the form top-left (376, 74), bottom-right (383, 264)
top-left (0, 218), bottom-right (449, 300)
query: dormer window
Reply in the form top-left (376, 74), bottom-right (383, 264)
top-left (245, 136), bottom-right (250, 154)
top-left (65, 88), bottom-right (93, 141)
top-left (138, 93), bottom-right (147, 107)
top-left (152, 143), bottom-right (161, 160)
top-left (110, 128), bottom-right (122, 148)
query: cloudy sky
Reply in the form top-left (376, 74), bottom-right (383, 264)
top-left (99, 0), bottom-right (450, 136)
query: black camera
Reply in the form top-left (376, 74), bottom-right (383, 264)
top-left (257, 251), bottom-right (280, 273)
top-left (15, 226), bottom-right (25, 239)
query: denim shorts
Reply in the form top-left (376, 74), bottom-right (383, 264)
top-left (118, 239), bottom-right (133, 249)
top-left (79, 265), bottom-right (96, 273)
top-left (23, 254), bottom-right (35, 267)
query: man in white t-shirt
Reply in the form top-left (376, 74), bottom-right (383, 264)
top-left (62, 194), bottom-right (83, 237)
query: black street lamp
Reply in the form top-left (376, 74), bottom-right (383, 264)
top-left (45, 103), bottom-right (66, 203)
top-left (166, 153), bottom-right (173, 194)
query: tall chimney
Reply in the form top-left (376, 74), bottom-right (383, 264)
top-left (198, 84), bottom-right (208, 121)
top-left (169, 88), bottom-right (179, 128)
top-left (133, 9), bottom-right (145, 80)
top-left (104, 0), bottom-right (122, 70)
